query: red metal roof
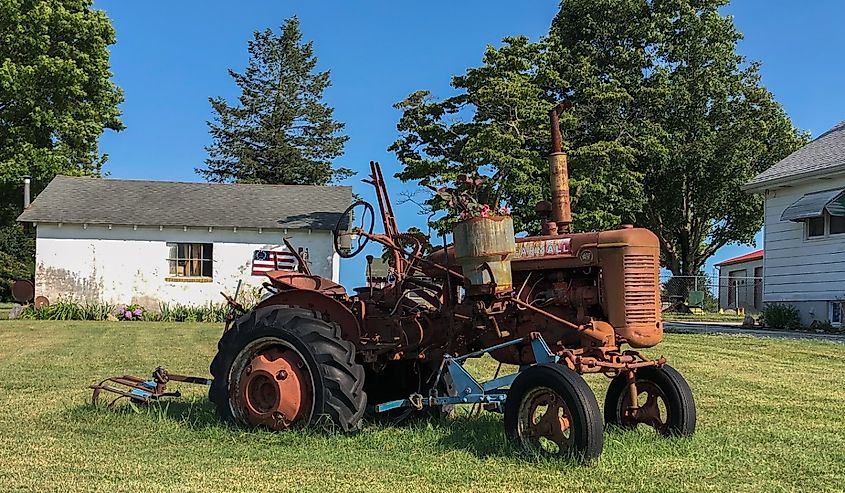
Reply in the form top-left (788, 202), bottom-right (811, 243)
top-left (715, 249), bottom-right (763, 267)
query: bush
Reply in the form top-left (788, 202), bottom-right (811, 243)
top-left (808, 319), bottom-right (844, 335)
top-left (760, 303), bottom-right (803, 331)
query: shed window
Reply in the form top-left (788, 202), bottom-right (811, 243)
top-left (167, 243), bottom-right (213, 278)
top-left (807, 217), bottom-right (825, 238)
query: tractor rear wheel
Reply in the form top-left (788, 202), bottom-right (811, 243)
top-left (209, 306), bottom-right (366, 432)
top-left (504, 364), bottom-right (603, 462)
top-left (603, 365), bottom-right (696, 437)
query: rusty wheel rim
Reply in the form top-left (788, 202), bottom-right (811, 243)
top-left (619, 380), bottom-right (669, 432)
top-left (231, 338), bottom-right (314, 430)
top-left (517, 386), bottom-right (573, 454)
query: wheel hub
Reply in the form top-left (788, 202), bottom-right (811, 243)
top-left (622, 380), bottom-right (669, 432)
top-left (518, 387), bottom-right (573, 454)
top-left (239, 348), bottom-right (312, 429)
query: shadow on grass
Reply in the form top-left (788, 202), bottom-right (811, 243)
top-left (69, 396), bottom-right (224, 430)
top-left (70, 397), bottom-right (602, 465)
top-left (433, 413), bottom-right (520, 458)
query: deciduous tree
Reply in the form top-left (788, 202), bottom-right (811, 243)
top-left (0, 0), bottom-right (123, 296)
top-left (392, 0), bottom-right (806, 275)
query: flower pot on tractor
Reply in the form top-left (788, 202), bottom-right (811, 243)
top-left (91, 103), bottom-right (695, 462)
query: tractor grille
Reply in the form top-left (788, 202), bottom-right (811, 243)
top-left (623, 254), bottom-right (658, 328)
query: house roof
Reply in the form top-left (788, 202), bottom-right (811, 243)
top-left (745, 121), bottom-right (845, 191)
top-left (17, 176), bottom-right (352, 230)
top-left (715, 249), bottom-right (763, 267)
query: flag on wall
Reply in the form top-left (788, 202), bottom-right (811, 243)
top-left (252, 250), bottom-right (297, 275)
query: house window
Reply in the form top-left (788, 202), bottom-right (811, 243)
top-left (167, 243), bottom-right (213, 279)
top-left (831, 302), bottom-right (842, 327)
top-left (807, 216), bottom-right (825, 238)
top-left (830, 215), bottom-right (845, 235)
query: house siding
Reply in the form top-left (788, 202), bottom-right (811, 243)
top-left (33, 223), bottom-right (338, 307)
top-left (762, 175), bottom-right (845, 324)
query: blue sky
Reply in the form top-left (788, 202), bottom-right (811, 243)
top-left (93, 1), bottom-right (845, 287)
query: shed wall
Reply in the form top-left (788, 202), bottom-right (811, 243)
top-left (33, 223), bottom-right (338, 307)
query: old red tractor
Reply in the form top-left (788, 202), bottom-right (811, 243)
top-left (93, 104), bottom-right (695, 462)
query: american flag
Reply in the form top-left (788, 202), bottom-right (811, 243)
top-left (252, 250), bottom-right (297, 275)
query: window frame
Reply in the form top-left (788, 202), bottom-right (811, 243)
top-left (803, 212), bottom-right (845, 240)
top-left (805, 215), bottom-right (826, 239)
top-left (829, 214), bottom-right (845, 236)
top-left (166, 242), bottom-right (214, 281)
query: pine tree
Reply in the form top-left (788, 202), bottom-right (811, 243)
top-left (200, 17), bottom-right (351, 185)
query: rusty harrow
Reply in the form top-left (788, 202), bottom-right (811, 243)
top-left (90, 367), bottom-right (212, 407)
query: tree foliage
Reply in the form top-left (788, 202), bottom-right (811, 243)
top-left (392, 0), bottom-right (806, 274)
top-left (200, 17), bottom-right (351, 186)
top-left (0, 0), bottom-right (123, 297)
top-left (390, 37), bottom-right (643, 234)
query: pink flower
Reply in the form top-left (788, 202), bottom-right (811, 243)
top-left (133, 308), bottom-right (143, 316)
top-left (498, 206), bottom-right (511, 216)
top-left (480, 204), bottom-right (491, 218)
top-left (124, 311), bottom-right (133, 320)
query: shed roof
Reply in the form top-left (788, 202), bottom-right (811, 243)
top-left (715, 249), bottom-right (763, 267)
top-left (745, 121), bottom-right (845, 191)
top-left (17, 176), bottom-right (352, 230)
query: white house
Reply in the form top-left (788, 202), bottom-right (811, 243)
top-left (17, 176), bottom-right (351, 308)
top-left (744, 121), bottom-right (845, 327)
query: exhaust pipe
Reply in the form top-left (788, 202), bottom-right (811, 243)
top-left (23, 175), bottom-right (31, 209)
top-left (549, 102), bottom-right (572, 233)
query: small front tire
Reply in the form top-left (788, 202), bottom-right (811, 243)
top-left (504, 364), bottom-right (604, 462)
top-left (604, 364), bottom-right (696, 437)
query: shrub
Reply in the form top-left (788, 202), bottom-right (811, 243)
top-left (760, 303), bottom-right (803, 331)
top-left (116, 303), bottom-right (145, 321)
top-left (808, 319), bottom-right (843, 335)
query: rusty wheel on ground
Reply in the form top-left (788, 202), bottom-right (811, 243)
top-left (604, 365), bottom-right (696, 437)
top-left (209, 306), bottom-right (366, 432)
top-left (504, 364), bottom-right (603, 462)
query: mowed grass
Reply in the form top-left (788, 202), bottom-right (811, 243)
top-left (0, 321), bottom-right (843, 493)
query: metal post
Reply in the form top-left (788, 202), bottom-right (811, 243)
top-left (23, 175), bottom-right (31, 209)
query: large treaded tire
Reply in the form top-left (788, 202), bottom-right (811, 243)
top-left (604, 364), bottom-right (696, 437)
top-left (504, 364), bottom-right (604, 462)
top-left (209, 305), bottom-right (366, 432)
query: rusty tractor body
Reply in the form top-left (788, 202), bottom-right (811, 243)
top-left (200, 103), bottom-right (696, 461)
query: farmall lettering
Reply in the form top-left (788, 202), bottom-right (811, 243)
top-left (514, 237), bottom-right (572, 259)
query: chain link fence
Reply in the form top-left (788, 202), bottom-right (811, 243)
top-left (660, 274), bottom-right (764, 313)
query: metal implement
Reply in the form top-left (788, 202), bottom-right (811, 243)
top-left (375, 334), bottom-right (556, 414)
top-left (90, 367), bottom-right (212, 407)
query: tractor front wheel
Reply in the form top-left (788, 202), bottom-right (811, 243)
top-left (504, 364), bottom-right (603, 462)
top-left (603, 364), bottom-right (696, 437)
top-left (209, 306), bottom-right (366, 432)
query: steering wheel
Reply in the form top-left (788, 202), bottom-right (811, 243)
top-left (334, 200), bottom-right (375, 258)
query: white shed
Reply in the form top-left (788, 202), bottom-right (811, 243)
top-left (17, 176), bottom-right (351, 308)
top-left (744, 121), bottom-right (845, 327)
top-left (714, 249), bottom-right (763, 313)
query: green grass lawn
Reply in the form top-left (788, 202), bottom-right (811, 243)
top-left (662, 312), bottom-right (747, 323)
top-left (0, 321), bottom-right (843, 493)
